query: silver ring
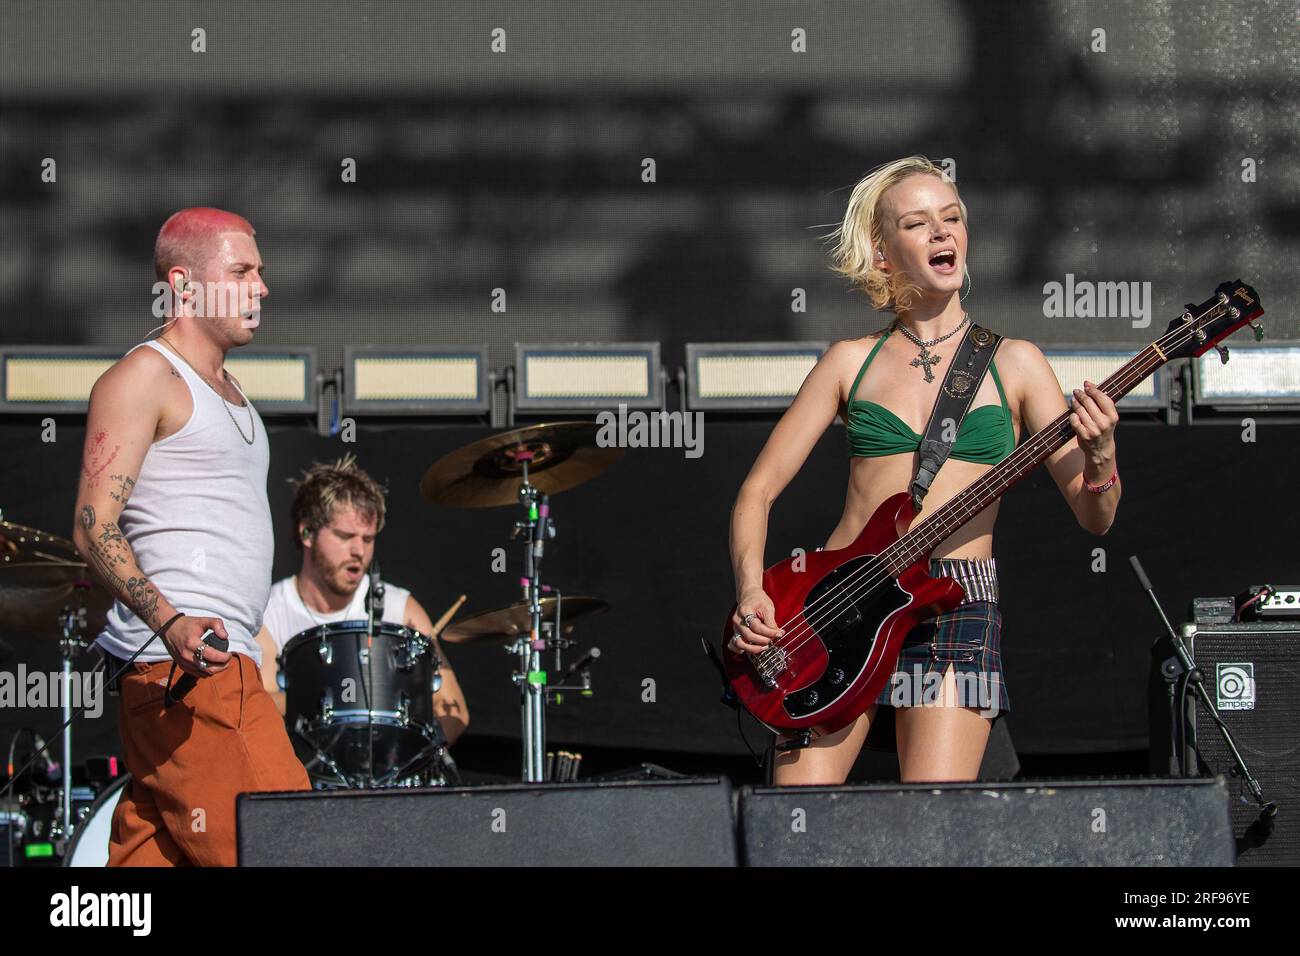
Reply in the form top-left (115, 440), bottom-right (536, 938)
top-left (741, 613), bottom-right (756, 628)
top-left (730, 633), bottom-right (743, 647)
top-left (195, 644), bottom-right (208, 670)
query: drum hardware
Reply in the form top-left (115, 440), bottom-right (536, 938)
top-left (0, 513), bottom-right (112, 854)
top-left (418, 421), bottom-right (616, 780)
top-left (291, 722), bottom-right (351, 788)
top-left (548, 645), bottom-right (602, 705)
top-left (424, 423), bottom-right (618, 782)
top-left (279, 620), bottom-right (448, 789)
top-left (441, 595), bottom-right (608, 644)
top-left (364, 562), bottom-right (384, 789)
top-left (5, 759), bottom-right (123, 868)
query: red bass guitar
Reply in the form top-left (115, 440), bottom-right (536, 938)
top-left (722, 280), bottom-right (1264, 736)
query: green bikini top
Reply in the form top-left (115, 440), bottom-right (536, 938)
top-left (846, 330), bottom-right (1016, 463)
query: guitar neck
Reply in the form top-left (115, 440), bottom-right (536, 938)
top-left (881, 341), bottom-right (1169, 573)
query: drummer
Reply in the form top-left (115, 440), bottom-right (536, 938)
top-left (254, 454), bottom-right (469, 746)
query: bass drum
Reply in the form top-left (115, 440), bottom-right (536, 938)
top-left (64, 773), bottom-right (130, 867)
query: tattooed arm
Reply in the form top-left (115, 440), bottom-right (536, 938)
top-left (72, 349), bottom-right (231, 676)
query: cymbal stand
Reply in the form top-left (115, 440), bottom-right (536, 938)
top-left (509, 453), bottom-right (556, 783)
top-left (53, 590), bottom-right (89, 848)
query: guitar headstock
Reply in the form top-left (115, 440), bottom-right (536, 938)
top-left (1160, 279), bottom-right (1264, 361)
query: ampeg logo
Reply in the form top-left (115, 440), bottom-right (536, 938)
top-left (1216, 663), bottom-right (1256, 711)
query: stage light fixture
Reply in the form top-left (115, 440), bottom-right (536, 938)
top-left (684, 342), bottom-right (826, 411)
top-left (513, 342), bottom-right (661, 411)
top-left (1042, 347), bottom-right (1168, 410)
top-left (1193, 344), bottom-right (1300, 409)
top-left (344, 345), bottom-right (490, 415)
top-left (0, 345), bottom-right (316, 414)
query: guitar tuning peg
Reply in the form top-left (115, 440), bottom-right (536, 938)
top-left (1250, 320), bottom-right (1264, 341)
top-left (1215, 344), bottom-right (1229, 364)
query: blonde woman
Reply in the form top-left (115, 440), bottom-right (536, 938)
top-left (727, 156), bottom-right (1121, 785)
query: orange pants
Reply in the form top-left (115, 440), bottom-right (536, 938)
top-left (109, 653), bottom-right (310, 866)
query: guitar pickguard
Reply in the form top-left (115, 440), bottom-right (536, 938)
top-left (780, 555), bottom-right (910, 721)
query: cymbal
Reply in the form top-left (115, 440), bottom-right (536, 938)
top-left (0, 518), bottom-right (112, 638)
top-left (442, 595), bottom-right (609, 644)
top-left (420, 421), bottom-right (623, 508)
top-left (1, 518), bottom-right (80, 565)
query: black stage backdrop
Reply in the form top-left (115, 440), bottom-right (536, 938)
top-left (2, 416), bottom-right (1293, 766)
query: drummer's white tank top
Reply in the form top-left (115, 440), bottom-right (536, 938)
top-left (96, 339), bottom-right (274, 665)
top-left (263, 575), bottom-right (411, 653)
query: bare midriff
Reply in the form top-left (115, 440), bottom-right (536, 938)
top-left (823, 441), bottom-right (1014, 559)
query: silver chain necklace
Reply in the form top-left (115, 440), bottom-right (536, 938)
top-left (294, 575), bottom-right (348, 626)
top-left (158, 336), bottom-right (255, 445)
top-left (891, 312), bottom-right (970, 383)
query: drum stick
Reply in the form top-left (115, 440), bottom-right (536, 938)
top-left (430, 594), bottom-right (467, 636)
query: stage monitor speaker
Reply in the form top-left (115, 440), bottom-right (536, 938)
top-left (1179, 621), bottom-right (1300, 865)
top-left (738, 778), bottom-right (1234, 866)
top-left (238, 777), bottom-right (737, 866)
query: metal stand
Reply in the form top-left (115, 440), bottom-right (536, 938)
top-left (54, 592), bottom-right (89, 849)
top-left (1130, 555), bottom-right (1277, 839)
top-left (511, 454), bottom-right (550, 783)
top-left (363, 566), bottom-right (385, 790)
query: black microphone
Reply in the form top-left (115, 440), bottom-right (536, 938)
top-left (167, 630), bottom-right (227, 704)
top-left (533, 495), bottom-right (550, 560)
top-left (365, 559), bottom-right (384, 619)
top-left (559, 646), bottom-right (601, 684)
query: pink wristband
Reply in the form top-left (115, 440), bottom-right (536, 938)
top-left (1083, 468), bottom-right (1118, 494)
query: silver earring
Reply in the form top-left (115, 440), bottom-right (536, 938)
top-left (961, 264), bottom-right (972, 301)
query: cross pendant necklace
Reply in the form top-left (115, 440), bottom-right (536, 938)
top-left (893, 313), bottom-right (970, 383)
top-left (910, 349), bottom-right (941, 382)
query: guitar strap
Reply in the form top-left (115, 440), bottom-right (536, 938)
top-left (909, 323), bottom-right (1004, 513)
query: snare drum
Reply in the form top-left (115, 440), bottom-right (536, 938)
top-left (279, 620), bottom-right (443, 788)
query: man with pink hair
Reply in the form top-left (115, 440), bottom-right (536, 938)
top-left (72, 207), bottom-right (309, 866)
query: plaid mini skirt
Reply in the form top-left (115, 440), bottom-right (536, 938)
top-left (873, 564), bottom-right (1009, 715)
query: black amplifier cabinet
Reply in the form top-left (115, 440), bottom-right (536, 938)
top-left (1151, 620), bottom-right (1300, 865)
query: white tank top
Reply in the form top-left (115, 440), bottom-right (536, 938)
top-left (96, 339), bottom-right (274, 665)
top-left (262, 575), bottom-right (411, 653)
